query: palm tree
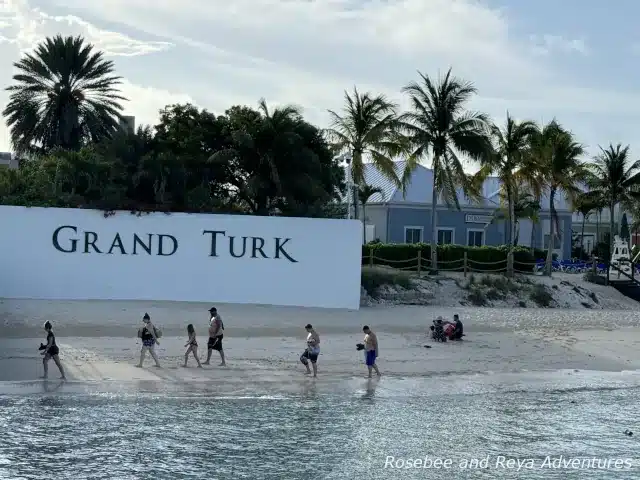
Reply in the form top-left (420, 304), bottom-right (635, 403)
top-left (326, 88), bottom-right (405, 219)
top-left (478, 115), bottom-right (537, 275)
top-left (573, 193), bottom-right (596, 260)
top-left (531, 122), bottom-right (587, 275)
top-left (401, 68), bottom-right (491, 271)
top-left (3, 35), bottom-right (126, 155)
top-left (358, 184), bottom-right (384, 244)
top-left (583, 143), bottom-right (640, 264)
top-left (489, 187), bottom-right (540, 246)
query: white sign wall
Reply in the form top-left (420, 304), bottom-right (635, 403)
top-left (0, 206), bottom-right (363, 309)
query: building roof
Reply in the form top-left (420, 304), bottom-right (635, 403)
top-left (345, 161), bottom-right (572, 211)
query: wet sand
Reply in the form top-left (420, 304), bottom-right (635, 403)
top-left (1, 299), bottom-right (640, 394)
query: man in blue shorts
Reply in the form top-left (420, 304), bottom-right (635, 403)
top-left (362, 325), bottom-right (381, 378)
top-left (300, 324), bottom-right (320, 377)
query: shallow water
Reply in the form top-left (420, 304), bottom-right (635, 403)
top-left (1, 300), bottom-right (639, 478)
top-left (1, 372), bottom-right (638, 480)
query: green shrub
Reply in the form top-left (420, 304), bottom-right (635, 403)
top-left (467, 286), bottom-right (487, 306)
top-left (485, 287), bottom-right (504, 300)
top-left (479, 275), bottom-right (519, 293)
top-left (529, 284), bottom-right (553, 307)
top-left (362, 243), bottom-right (547, 273)
top-left (361, 266), bottom-right (412, 296)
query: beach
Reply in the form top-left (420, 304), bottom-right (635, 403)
top-left (2, 297), bottom-right (640, 386)
top-left (1, 298), bottom-right (639, 479)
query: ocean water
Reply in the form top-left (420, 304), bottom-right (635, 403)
top-left (1, 372), bottom-right (638, 480)
top-left (2, 301), bottom-right (640, 479)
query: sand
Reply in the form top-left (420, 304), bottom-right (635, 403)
top-left (1, 298), bottom-right (640, 395)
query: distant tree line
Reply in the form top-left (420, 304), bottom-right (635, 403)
top-left (2, 35), bottom-right (640, 275)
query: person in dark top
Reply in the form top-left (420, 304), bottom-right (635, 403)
top-left (136, 313), bottom-right (161, 368)
top-left (41, 321), bottom-right (65, 380)
top-left (447, 314), bottom-right (464, 340)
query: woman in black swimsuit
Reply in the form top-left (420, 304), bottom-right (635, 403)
top-left (41, 321), bottom-right (65, 380)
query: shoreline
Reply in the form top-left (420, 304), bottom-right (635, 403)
top-left (2, 298), bottom-right (640, 391)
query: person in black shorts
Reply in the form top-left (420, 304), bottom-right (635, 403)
top-left (204, 307), bottom-right (226, 366)
top-left (300, 324), bottom-right (320, 377)
top-left (40, 321), bottom-right (65, 380)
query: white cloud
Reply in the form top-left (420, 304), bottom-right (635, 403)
top-left (0, 0), bottom-right (639, 161)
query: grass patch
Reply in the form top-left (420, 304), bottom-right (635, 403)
top-left (485, 287), bottom-right (504, 301)
top-left (361, 267), bottom-right (412, 297)
top-left (467, 285), bottom-right (487, 306)
top-left (589, 291), bottom-right (599, 304)
top-left (479, 275), bottom-right (519, 294)
top-left (529, 284), bottom-right (553, 307)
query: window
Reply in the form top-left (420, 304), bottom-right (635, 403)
top-left (467, 229), bottom-right (484, 247)
top-left (437, 228), bottom-right (454, 245)
top-left (404, 226), bottom-right (423, 244)
top-left (544, 234), bottom-right (562, 250)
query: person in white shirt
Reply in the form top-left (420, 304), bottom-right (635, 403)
top-left (204, 307), bottom-right (226, 366)
top-left (362, 325), bottom-right (381, 378)
top-left (300, 324), bottom-right (320, 377)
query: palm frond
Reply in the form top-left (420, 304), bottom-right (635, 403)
top-left (3, 35), bottom-right (126, 154)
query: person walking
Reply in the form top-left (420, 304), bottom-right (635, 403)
top-left (362, 325), bottom-right (381, 378)
top-left (300, 324), bottom-right (320, 377)
top-left (40, 321), bottom-right (65, 380)
top-left (183, 324), bottom-right (203, 368)
top-left (204, 307), bottom-right (226, 366)
top-left (136, 313), bottom-right (161, 368)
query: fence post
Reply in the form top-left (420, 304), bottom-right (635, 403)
top-left (417, 250), bottom-right (422, 276)
top-left (463, 252), bottom-right (468, 278)
top-left (592, 257), bottom-right (597, 275)
top-left (369, 251), bottom-right (374, 267)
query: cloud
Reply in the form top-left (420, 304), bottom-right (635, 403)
top-left (529, 34), bottom-right (589, 56)
top-left (0, 0), bottom-right (639, 161)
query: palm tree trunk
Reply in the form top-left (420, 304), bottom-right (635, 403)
top-left (352, 188), bottom-right (359, 220)
top-left (506, 187), bottom-right (515, 277)
top-left (609, 202), bottom-right (615, 264)
top-left (596, 210), bottom-right (600, 247)
top-left (351, 151), bottom-right (360, 220)
top-left (430, 162), bottom-right (439, 273)
top-left (580, 216), bottom-right (586, 260)
top-left (530, 219), bottom-right (536, 249)
top-left (514, 220), bottom-right (520, 245)
top-left (362, 202), bottom-right (367, 245)
top-left (545, 188), bottom-right (556, 276)
top-left (530, 193), bottom-right (541, 250)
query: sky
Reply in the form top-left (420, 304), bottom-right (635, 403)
top-left (1, 0), bottom-right (640, 163)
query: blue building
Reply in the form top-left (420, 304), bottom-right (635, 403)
top-left (351, 161), bottom-right (574, 260)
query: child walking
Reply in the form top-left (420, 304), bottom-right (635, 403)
top-left (183, 324), bottom-right (202, 368)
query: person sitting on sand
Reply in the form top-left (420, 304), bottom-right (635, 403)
top-left (41, 321), bottom-right (65, 380)
top-left (300, 324), bottom-right (320, 377)
top-left (204, 307), bottom-right (226, 366)
top-left (137, 313), bottom-right (161, 368)
top-left (183, 324), bottom-right (203, 368)
top-left (362, 326), bottom-right (381, 378)
top-left (443, 314), bottom-right (464, 341)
